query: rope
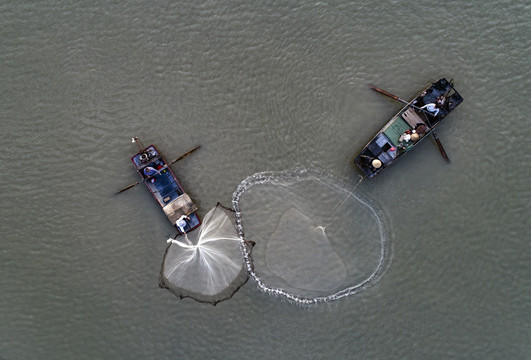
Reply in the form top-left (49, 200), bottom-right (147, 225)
top-left (324, 175), bottom-right (364, 227)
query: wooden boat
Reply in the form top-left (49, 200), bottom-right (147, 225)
top-left (131, 141), bottom-right (201, 235)
top-left (354, 78), bottom-right (463, 179)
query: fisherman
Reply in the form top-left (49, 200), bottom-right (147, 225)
top-left (399, 129), bottom-right (412, 143)
top-left (143, 166), bottom-right (160, 183)
top-left (176, 215), bottom-right (191, 234)
top-left (143, 166), bottom-right (159, 176)
top-left (415, 123), bottom-right (428, 135)
top-left (420, 102), bottom-right (440, 116)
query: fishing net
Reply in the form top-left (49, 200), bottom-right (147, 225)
top-left (159, 203), bottom-right (248, 305)
top-left (233, 168), bottom-right (391, 304)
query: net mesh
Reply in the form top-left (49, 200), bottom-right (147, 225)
top-left (233, 168), bottom-right (391, 304)
top-left (266, 208), bottom-right (347, 293)
top-left (159, 203), bottom-right (248, 305)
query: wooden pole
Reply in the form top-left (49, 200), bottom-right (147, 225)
top-left (117, 145), bottom-right (201, 194)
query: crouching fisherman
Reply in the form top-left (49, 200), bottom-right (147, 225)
top-left (176, 215), bottom-right (191, 234)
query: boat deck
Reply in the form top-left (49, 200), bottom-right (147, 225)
top-left (146, 168), bottom-right (183, 205)
top-left (383, 117), bottom-right (411, 148)
top-left (353, 78), bottom-right (463, 178)
top-left (131, 145), bottom-right (201, 235)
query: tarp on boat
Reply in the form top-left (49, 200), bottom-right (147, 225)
top-left (162, 193), bottom-right (198, 224)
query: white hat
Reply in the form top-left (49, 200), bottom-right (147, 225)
top-left (372, 159), bottom-right (382, 169)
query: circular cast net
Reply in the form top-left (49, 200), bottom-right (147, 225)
top-left (159, 203), bottom-right (248, 305)
top-left (232, 168), bottom-right (391, 304)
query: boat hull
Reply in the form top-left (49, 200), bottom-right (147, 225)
top-left (354, 78), bottom-right (463, 178)
top-left (131, 145), bottom-right (201, 235)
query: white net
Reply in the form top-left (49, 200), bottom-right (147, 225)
top-left (232, 168), bottom-right (391, 304)
top-left (159, 203), bottom-right (248, 304)
top-left (266, 208), bottom-right (347, 293)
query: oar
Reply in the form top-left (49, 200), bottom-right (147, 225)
top-left (117, 145), bottom-right (201, 194)
top-left (431, 132), bottom-right (449, 162)
top-left (168, 145), bottom-right (201, 166)
top-left (369, 85), bottom-right (450, 162)
top-left (369, 85), bottom-right (430, 115)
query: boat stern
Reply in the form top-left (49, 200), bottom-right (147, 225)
top-left (354, 132), bottom-right (398, 178)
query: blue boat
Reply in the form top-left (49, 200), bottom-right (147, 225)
top-left (130, 140), bottom-right (201, 235)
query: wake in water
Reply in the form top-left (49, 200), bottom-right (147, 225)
top-left (232, 167), bottom-right (392, 304)
top-left (159, 203), bottom-right (248, 305)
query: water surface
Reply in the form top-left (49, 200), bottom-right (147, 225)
top-left (1, 1), bottom-right (529, 359)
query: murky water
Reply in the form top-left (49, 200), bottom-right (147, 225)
top-left (1, 1), bottom-right (529, 359)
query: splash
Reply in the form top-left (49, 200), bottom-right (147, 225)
top-left (232, 168), bottom-right (391, 304)
top-left (159, 203), bottom-right (248, 304)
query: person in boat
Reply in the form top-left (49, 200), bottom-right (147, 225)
top-left (436, 95), bottom-right (446, 107)
top-left (415, 123), bottom-right (428, 135)
top-left (143, 166), bottom-right (161, 183)
top-left (420, 102), bottom-right (440, 116)
top-left (144, 166), bottom-right (159, 176)
top-left (399, 129), bottom-right (412, 143)
top-left (143, 163), bottom-right (167, 179)
top-left (371, 159), bottom-right (382, 169)
top-left (398, 129), bottom-right (421, 151)
top-left (176, 215), bottom-right (191, 234)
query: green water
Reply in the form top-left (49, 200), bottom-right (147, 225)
top-left (1, 1), bottom-right (529, 359)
